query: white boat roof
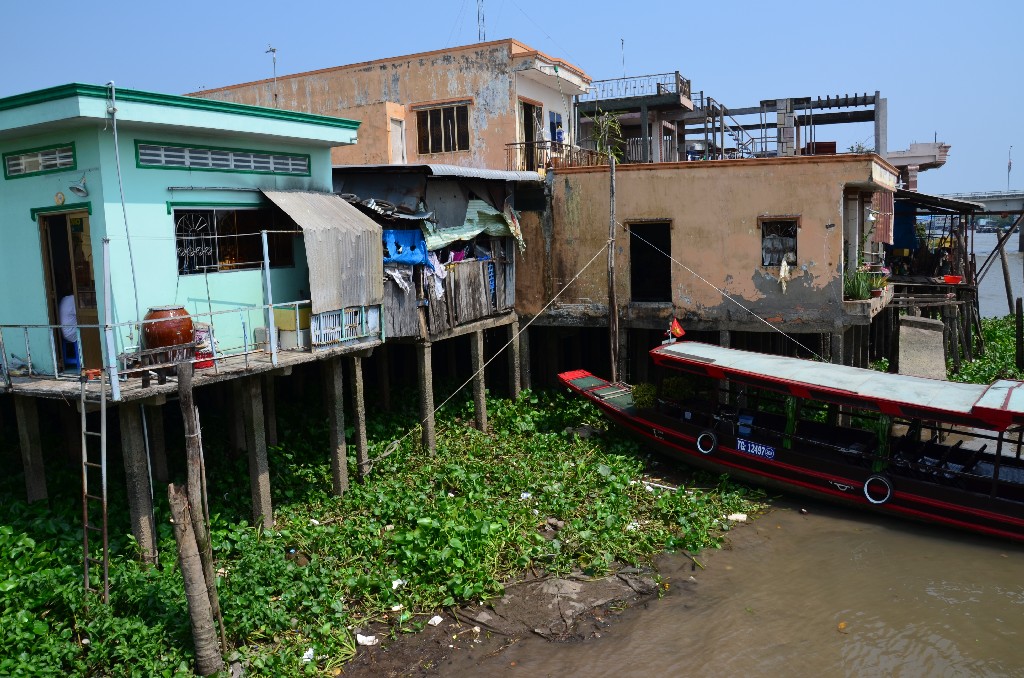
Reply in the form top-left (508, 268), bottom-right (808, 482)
top-left (653, 342), bottom-right (1024, 424)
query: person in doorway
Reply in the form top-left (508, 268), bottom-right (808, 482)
top-left (59, 292), bottom-right (77, 343)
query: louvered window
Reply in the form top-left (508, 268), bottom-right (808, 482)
top-left (138, 143), bottom-right (309, 175)
top-left (4, 145), bottom-right (75, 178)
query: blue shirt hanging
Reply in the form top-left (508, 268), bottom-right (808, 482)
top-left (382, 229), bottom-right (429, 266)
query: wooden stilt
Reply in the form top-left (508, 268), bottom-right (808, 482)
top-left (326, 357), bottom-right (349, 495)
top-left (119, 404), bottom-right (156, 563)
top-left (519, 324), bottom-right (532, 391)
top-left (14, 395), bottom-right (47, 503)
top-left (241, 376), bottom-right (273, 528)
top-left (145, 404), bottom-right (169, 484)
top-left (349, 355), bottom-right (369, 479)
top-left (417, 342), bottom-right (436, 453)
top-left (471, 331), bottom-right (487, 432)
top-left (507, 320), bottom-right (522, 399)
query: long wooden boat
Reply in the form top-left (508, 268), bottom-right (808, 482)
top-left (559, 341), bottom-right (1024, 541)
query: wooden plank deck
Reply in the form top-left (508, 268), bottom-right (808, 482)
top-left (2, 337), bottom-right (381, 403)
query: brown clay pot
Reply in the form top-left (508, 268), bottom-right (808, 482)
top-left (142, 306), bottom-right (194, 350)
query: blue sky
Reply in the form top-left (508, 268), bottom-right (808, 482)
top-left (5, 0), bottom-right (1019, 194)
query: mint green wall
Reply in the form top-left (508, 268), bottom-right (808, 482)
top-left (2, 119), bottom-right (334, 373)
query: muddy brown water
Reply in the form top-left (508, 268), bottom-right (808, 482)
top-left (447, 500), bottom-right (1024, 677)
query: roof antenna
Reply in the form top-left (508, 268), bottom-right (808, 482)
top-left (477, 0), bottom-right (486, 42)
top-left (621, 38), bottom-right (626, 78)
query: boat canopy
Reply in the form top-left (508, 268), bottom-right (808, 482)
top-left (651, 342), bottom-right (1024, 431)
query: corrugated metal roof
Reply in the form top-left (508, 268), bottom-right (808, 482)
top-left (334, 163), bottom-right (544, 183)
top-left (262, 190), bottom-right (383, 314)
top-left (895, 189), bottom-right (985, 213)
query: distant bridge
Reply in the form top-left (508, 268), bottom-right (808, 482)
top-left (943, 190), bottom-right (1024, 215)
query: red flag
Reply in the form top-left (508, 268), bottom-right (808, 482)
top-left (668, 318), bottom-right (685, 339)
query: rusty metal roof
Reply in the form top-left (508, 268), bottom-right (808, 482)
top-left (262, 190), bottom-right (383, 313)
top-left (895, 189), bottom-right (985, 213)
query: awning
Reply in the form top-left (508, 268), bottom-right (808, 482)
top-left (262, 190), bottom-right (384, 314)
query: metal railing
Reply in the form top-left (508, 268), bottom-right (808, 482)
top-left (0, 299), bottom-right (383, 398)
top-left (505, 142), bottom-right (608, 172)
top-left (578, 71), bottom-right (691, 103)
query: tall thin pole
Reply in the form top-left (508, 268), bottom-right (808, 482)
top-left (266, 45), bottom-right (278, 108)
top-left (608, 154), bottom-right (619, 383)
top-left (477, 0), bottom-right (486, 42)
top-left (1009, 145), bottom-right (1013, 192)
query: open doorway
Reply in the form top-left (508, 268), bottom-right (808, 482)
top-left (40, 211), bottom-right (101, 370)
top-left (629, 221), bottom-right (672, 303)
top-left (520, 100), bottom-right (542, 171)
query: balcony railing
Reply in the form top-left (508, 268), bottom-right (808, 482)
top-left (578, 71), bottom-right (691, 103)
top-left (505, 142), bottom-right (609, 172)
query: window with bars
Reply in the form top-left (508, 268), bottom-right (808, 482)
top-left (3, 144), bottom-right (75, 178)
top-left (137, 142), bottom-right (310, 175)
top-left (415, 104), bottom-right (470, 154)
top-left (174, 207), bottom-right (299, 275)
top-left (759, 217), bottom-right (799, 267)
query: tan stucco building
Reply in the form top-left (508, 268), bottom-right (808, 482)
top-left (518, 154), bottom-right (899, 375)
top-left (191, 40), bottom-right (589, 170)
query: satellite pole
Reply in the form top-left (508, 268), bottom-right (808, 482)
top-left (477, 0), bottom-right (486, 42)
top-left (1009, 145), bottom-right (1013, 192)
top-left (265, 45), bottom-right (278, 108)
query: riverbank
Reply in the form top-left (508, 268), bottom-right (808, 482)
top-left (0, 389), bottom-right (763, 676)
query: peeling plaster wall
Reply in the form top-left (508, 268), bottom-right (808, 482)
top-left (196, 44), bottom-right (523, 169)
top-left (529, 156), bottom-right (896, 331)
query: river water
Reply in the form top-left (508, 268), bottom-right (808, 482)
top-left (440, 233), bottom-right (1024, 677)
top-left (973, 231), bottom-right (1023, 318)
top-left (452, 499), bottom-right (1024, 677)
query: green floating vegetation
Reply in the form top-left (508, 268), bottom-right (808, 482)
top-left (0, 389), bottom-right (763, 677)
top-left (950, 314), bottom-right (1024, 384)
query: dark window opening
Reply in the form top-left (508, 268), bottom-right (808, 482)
top-left (416, 104), bottom-right (470, 155)
top-left (175, 206), bottom-right (298, 275)
top-left (760, 218), bottom-right (798, 266)
top-left (630, 221), bottom-right (672, 302)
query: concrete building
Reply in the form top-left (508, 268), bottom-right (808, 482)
top-left (192, 40), bottom-right (590, 171)
top-left (521, 153), bottom-right (900, 381)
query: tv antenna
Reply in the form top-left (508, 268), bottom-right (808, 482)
top-left (477, 0), bottom-right (486, 42)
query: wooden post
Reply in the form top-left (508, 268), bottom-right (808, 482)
top-left (417, 341), bottom-right (436, 454)
top-left (608, 154), bottom-right (619, 383)
top-left (263, 375), bottom-right (278, 447)
top-left (176, 364), bottom-right (226, 651)
top-left (14, 395), bottom-right (47, 503)
top-left (349, 356), bottom-right (369, 479)
top-left (471, 331), bottom-right (487, 432)
top-left (119, 404), bottom-right (156, 563)
top-left (519, 324), bottom-right (532, 391)
top-left (326, 357), bottom-right (349, 494)
top-left (1000, 242), bottom-right (1015, 314)
top-left (507, 319), bottom-right (522, 399)
top-left (168, 483), bottom-right (224, 677)
top-left (241, 376), bottom-right (273, 528)
top-left (145, 404), bottom-right (169, 485)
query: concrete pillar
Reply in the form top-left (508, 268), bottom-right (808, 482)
top-left (507, 320), bottom-right (522, 399)
top-left (417, 342), bottom-right (436, 454)
top-left (873, 93), bottom-right (887, 158)
top-left (326, 357), bottom-right (349, 495)
top-left (241, 376), bottom-right (273, 528)
top-left (349, 355), bottom-right (369, 479)
top-left (640, 104), bottom-right (650, 162)
top-left (519, 325), bottom-right (533, 391)
top-left (830, 331), bottom-right (845, 365)
top-left (14, 395), bottom-right (47, 503)
top-left (471, 331), bottom-right (488, 432)
top-left (144, 404), bottom-right (169, 485)
top-left (119, 404), bottom-right (156, 563)
top-left (263, 375), bottom-right (278, 447)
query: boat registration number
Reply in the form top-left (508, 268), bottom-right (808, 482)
top-left (736, 438), bottom-right (776, 459)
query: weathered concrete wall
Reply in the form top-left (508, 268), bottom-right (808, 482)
top-left (197, 43), bottom-right (520, 169)
top-left (525, 155), bottom-right (898, 332)
top-left (331, 101), bottom-right (405, 165)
